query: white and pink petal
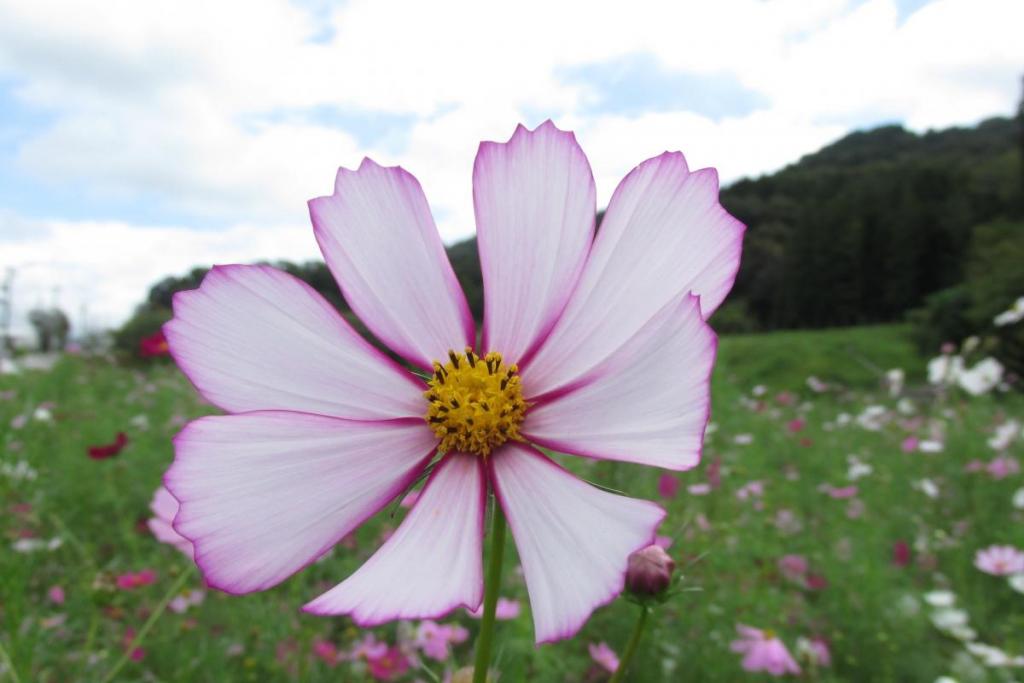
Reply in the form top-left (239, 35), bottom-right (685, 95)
top-left (523, 294), bottom-right (715, 471)
top-left (165, 412), bottom-right (436, 594)
top-left (164, 264), bottom-right (424, 420)
top-left (304, 453), bottom-right (485, 623)
top-left (490, 444), bottom-right (665, 643)
top-left (309, 159), bottom-right (474, 370)
top-left (147, 486), bottom-right (193, 557)
top-left (474, 121), bottom-right (595, 364)
top-left (522, 152), bottom-right (743, 395)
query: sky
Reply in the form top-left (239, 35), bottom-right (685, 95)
top-left (0, 0), bottom-right (1021, 338)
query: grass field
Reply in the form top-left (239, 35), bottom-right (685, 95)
top-left (2, 324), bottom-right (1022, 682)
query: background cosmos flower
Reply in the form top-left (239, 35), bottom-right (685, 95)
top-left (160, 121), bottom-right (743, 643)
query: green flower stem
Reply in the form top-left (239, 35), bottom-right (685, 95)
top-left (609, 605), bottom-right (649, 683)
top-left (472, 500), bottom-right (508, 683)
top-left (100, 566), bottom-right (193, 683)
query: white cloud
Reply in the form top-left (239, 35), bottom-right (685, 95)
top-left (1, 217), bottom-right (322, 338)
top-left (0, 0), bottom-right (1021, 333)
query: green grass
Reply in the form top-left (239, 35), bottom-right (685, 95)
top-left (1, 324), bottom-right (1022, 682)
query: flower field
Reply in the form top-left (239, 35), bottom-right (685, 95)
top-left (2, 324), bottom-right (1022, 682)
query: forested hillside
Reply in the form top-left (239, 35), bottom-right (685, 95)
top-left (722, 116), bottom-right (1021, 330)
top-left (118, 114), bottom-right (1023, 349)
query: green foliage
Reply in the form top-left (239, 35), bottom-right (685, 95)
top-left (717, 324), bottom-right (922, 390)
top-left (725, 116), bottom-right (1021, 329)
top-left (907, 219), bottom-right (1024, 375)
top-left (3, 326), bottom-right (1022, 681)
top-left (708, 299), bottom-right (760, 334)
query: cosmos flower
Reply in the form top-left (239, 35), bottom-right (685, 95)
top-left (116, 569), bottom-right (157, 590)
top-left (311, 639), bottom-right (339, 667)
top-left (988, 419), bottom-right (1020, 451)
top-left (730, 625), bottom-right (801, 676)
top-left (657, 473), bottom-right (681, 499)
top-left (169, 588), bottom-right (206, 614)
top-left (161, 122), bottom-right (743, 643)
top-left (87, 432), bottom-right (128, 460)
top-left (588, 642), bottom-right (620, 673)
top-left (778, 555), bottom-right (808, 584)
top-left (892, 540), bottom-right (911, 567)
top-left (957, 358), bottom-right (1004, 396)
top-left (414, 620), bottom-right (468, 662)
top-left (928, 353), bottom-right (964, 385)
top-left (986, 456), bottom-right (1019, 480)
top-left (467, 597), bottom-right (520, 620)
top-left (139, 330), bottom-right (171, 357)
top-left (795, 636), bottom-right (831, 668)
top-left (147, 486), bottom-right (194, 557)
top-left (993, 296), bottom-right (1024, 327)
top-left (821, 484), bottom-right (858, 500)
top-left (974, 545), bottom-right (1024, 576)
top-left (366, 647), bottom-right (411, 681)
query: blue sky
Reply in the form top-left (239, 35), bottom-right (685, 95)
top-left (0, 0), bottom-right (1020, 333)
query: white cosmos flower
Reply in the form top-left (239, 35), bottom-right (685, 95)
top-left (924, 590), bottom-right (956, 608)
top-left (886, 368), bottom-right (905, 397)
top-left (965, 642), bottom-right (1024, 668)
top-left (994, 296), bottom-right (1024, 327)
top-left (928, 355), bottom-right (964, 385)
top-left (916, 479), bottom-right (940, 499)
top-left (989, 420), bottom-right (1020, 451)
top-left (957, 357), bottom-right (1004, 396)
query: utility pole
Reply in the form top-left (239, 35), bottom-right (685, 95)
top-left (0, 267), bottom-right (13, 353)
top-left (1018, 74), bottom-right (1024, 217)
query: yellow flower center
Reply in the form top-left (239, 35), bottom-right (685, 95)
top-left (424, 348), bottom-right (526, 457)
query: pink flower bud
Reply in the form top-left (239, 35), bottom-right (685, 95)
top-left (626, 545), bottom-right (675, 596)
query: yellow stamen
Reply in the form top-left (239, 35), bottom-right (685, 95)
top-left (424, 347), bottom-right (527, 457)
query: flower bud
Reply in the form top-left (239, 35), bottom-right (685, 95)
top-left (625, 545), bottom-right (675, 596)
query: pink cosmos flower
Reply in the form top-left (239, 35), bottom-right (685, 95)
top-left (367, 646), bottom-right (411, 681)
top-left (795, 636), bottom-right (831, 667)
top-left (168, 589), bottom-right (206, 614)
top-left (122, 628), bottom-right (145, 662)
top-left (116, 569), bottom-right (156, 590)
top-left (139, 330), bottom-right (170, 358)
top-left (736, 480), bottom-right (764, 501)
top-left (892, 540), bottom-right (911, 567)
top-left (706, 456), bottom-right (722, 489)
top-left (589, 642), bottom-right (620, 673)
top-left (774, 509), bottom-right (802, 535)
top-left (786, 419), bottom-right (805, 433)
top-left (974, 545), bottom-right (1024, 576)
top-left (87, 431), bottom-right (128, 460)
top-left (147, 486), bottom-right (193, 557)
top-left (731, 625), bottom-right (801, 676)
top-left (161, 122), bottom-right (742, 643)
top-left (821, 484), bottom-right (858, 499)
top-left (901, 436), bottom-right (919, 453)
top-left (987, 456), bottom-right (1020, 480)
top-left (311, 639), bottom-right (339, 667)
top-left (467, 597), bottom-right (520, 620)
top-left (658, 473), bottom-right (680, 499)
top-left (48, 585), bottom-right (65, 605)
top-left (346, 634), bottom-right (389, 661)
top-left (415, 620), bottom-right (469, 662)
top-left (778, 555), bottom-right (808, 584)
